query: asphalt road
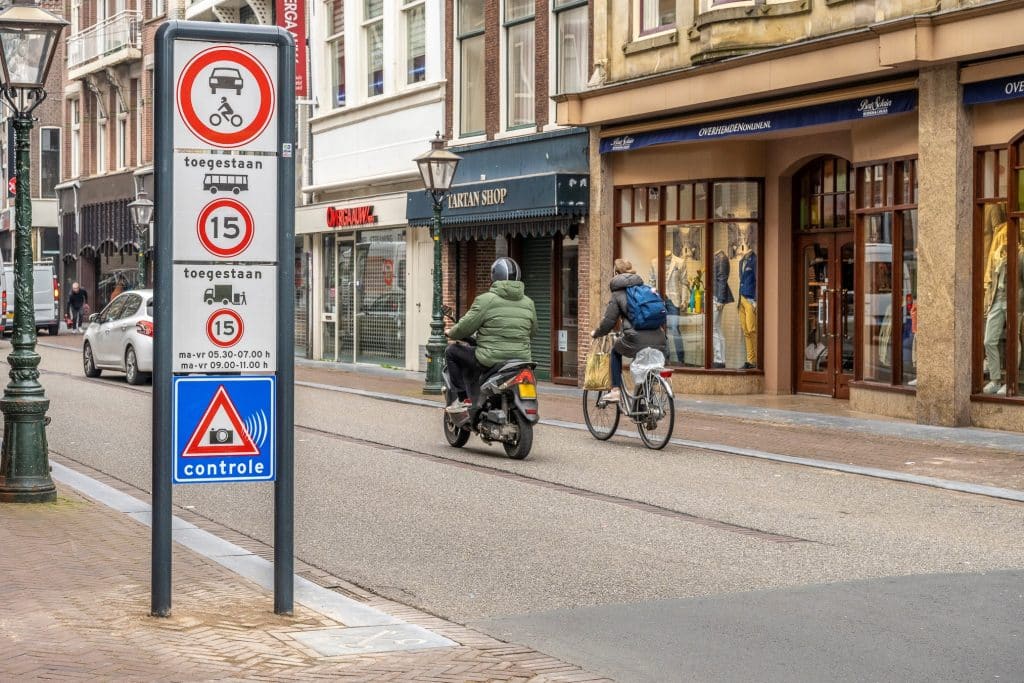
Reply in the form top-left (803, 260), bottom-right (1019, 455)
top-left (28, 341), bottom-right (1024, 682)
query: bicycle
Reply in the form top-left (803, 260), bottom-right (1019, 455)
top-left (582, 338), bottom-right (676, 450)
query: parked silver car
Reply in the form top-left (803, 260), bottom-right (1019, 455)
top-left (82, 289), bottom-right (154, 385)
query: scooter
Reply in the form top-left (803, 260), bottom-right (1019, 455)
top-left (440, 312), bottom-right (539, 459)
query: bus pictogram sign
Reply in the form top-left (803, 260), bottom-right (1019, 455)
top-left (206, 308), bottom-right (244, 347)
top-left (197, 197), bottom-right (255, 258)
top-left (176, 45), bottom-right (275, 148)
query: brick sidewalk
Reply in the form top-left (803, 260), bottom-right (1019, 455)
top-left (0, 462), bottom-right (607, 681)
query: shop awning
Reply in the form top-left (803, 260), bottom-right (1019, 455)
top-left (963, 74), bottom-right (1024, 105)
top-left (600, 90), bottom-right (918, 153)
top-left (406, 172), bottom-right (588, 241)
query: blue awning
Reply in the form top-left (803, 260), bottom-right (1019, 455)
top-left (963, 75), bottom-right (1024, 106)
top-left (600, 90), bottom-right (918, 153)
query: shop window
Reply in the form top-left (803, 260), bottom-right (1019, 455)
top-left (797, 157), bottom-right (852, 231)
top-left (555, 0), bottom-right (587, 94)
top-left (973, 145), bottom-right (1023, 398)
top-left (403, 0), bottom-right (426, 84)
top-left (855, 158), bottom-right (918, 388)
top-left (505, 0), bottom-right (535, 128)
top-left (639, 0), bottom-right (675, 34)
top-left (458, 0), bottom-right (485, 135)
top-left (364, 0), bottom-right (384, 97)
top-left (327, 0), bottom-right (346, 107)
top-left (614, 180), bottom-right (761, 371)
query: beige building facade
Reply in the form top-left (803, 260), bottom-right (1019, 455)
top-left (559, 0), bottom-right (1024, 430)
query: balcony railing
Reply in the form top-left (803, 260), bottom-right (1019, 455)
top-left (67, 10), bottom-right (142, 71)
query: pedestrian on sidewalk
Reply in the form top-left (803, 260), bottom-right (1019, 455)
top-left (67, 282), bottom-right (88, 333)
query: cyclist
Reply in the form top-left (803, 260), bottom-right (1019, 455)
top-left (591, 258), bottom-right (666, 403)
top-left (444, 257), bottom-right (538, 414)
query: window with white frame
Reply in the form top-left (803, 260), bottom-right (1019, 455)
top-left (364, 0), bottom-right (384, 97)
top-left (70, 99), bottom-right (81, 177)
top-left (640, 0), bottom-right (675, 34)
top-left (505, 0), bottom-right (535, 128)
top-left (70, 0), bottom-right (81, 34)
top-left (39, 127), bottom-right (60, 198)
top-left (555, 0), bottom-right (587, 94)
top-left (133, 76), bottom-right (142, 166)
top-left (116, 107), bottom-right (127, 170)
top-left (151, 0), bottom-right (164, 18)
top-left (96, 95), bottom-right (106, 175)
top-left (403, 0), bottom-right (426, 85)
top-left (327, 0), bottom-right (345, 107)
top-left (458, 0), bottom-right (485, 135)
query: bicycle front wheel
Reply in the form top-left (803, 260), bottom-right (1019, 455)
top-left (583, 389), bottom-right (620, 441)
top-left (638, 376), bottom-right (675, 450)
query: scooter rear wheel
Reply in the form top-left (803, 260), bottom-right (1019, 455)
top-left (443, 411), bottom-right (471, 447)
top-left (502, 412), bottom-right (533, 460)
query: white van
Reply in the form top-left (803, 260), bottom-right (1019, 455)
top-left (1, 261), bottom-right (61, 336)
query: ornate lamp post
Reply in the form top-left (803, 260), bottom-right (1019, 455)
top-left (128, 191), bottom-right (154, 287)
top-left (414, 133), bottom-right (461, 395)
top-left (0, 0), bottom-right (68, 503)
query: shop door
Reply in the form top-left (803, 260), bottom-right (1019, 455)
top-left (795, 233), bottom-right (855, 398)
top-left (553, 236), bottom-right (579, 382)
top-left (521, 237), bottom-right (552, 380)
top-left (334, 239), bottom-right (354, 361)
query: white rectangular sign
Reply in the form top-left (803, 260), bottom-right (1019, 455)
top-left (172, 40), bottom-right (280, 154)
top-left (172, 264), bottom-right (277, 372)
top-left (172, 152), bottom-right (278, 262)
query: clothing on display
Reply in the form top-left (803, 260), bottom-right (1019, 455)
top-left (737, 246), bottom-right (757, 366)
top-left (982, 221), bottom-right (1024, 388)
top-left (711, 249), bottom-right (732, 367)
top-left (651, 251), bottom-right (687, 365)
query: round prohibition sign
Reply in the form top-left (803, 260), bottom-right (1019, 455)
top-left (197, 197), bottom-right (255, 258)
top-left (206, 308), bottom-right (245, 348)
top-left (176, 45), bottom-right (275, 148)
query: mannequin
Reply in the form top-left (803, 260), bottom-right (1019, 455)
top-left (736, 239), bottom-right (757, 368)
top-left (982, 221), bottom-right (1024, 394)
top-left (651, 250), bottom-right (686, 364)
top-left (712, 248), bottom-right (733, 368)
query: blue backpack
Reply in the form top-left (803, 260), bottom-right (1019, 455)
top-left (626, 285), bottom-right (667, 330)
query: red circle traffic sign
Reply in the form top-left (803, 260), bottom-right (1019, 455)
top-left (196, 197), bottom-right (255, 258)
top-left (206, 308), bottom-right (244, 348)
top-left (176, 45), bottom-right (275, 148)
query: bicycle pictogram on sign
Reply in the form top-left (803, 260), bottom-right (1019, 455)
top-left (176, 45), bottom-right (275, 148)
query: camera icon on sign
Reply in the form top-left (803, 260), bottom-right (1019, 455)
top-left (210, 428), bottom-right (234, 445)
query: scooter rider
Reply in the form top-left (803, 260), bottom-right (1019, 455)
top-left (444, 257), bottom-right (538, 414)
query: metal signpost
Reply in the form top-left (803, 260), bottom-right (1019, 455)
top-left (153, 22), bottom-right (295, 616)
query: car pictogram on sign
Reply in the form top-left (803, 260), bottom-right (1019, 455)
top-left (209, 67), bottom-right (244, 95)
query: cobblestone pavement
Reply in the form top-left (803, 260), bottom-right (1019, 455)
top-left (0, 461), bottom-right (607, 681)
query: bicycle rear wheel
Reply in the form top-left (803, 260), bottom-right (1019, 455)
top-left (638, 376), bottom-right (675, 450)
top-left (583, 389), bottom-right (620, 440)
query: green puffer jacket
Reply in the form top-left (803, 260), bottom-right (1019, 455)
top-left (447, 281), bottom-right (538, 367)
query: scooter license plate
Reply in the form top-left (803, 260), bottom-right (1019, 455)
top-left (517, 383), bottom-right (537, 399)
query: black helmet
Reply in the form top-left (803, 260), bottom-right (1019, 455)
top-left (491, 257), bottom-right (522, 282)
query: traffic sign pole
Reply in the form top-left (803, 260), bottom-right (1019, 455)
top-left (153, 20), bottom-right (295, 617)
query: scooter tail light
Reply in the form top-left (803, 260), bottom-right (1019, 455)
top-left (659, 369), bottom-right (673, 378)
top-left (514, 369), bottom-right (535, 385)
top-left (136, 320), bottom-right (154, 337)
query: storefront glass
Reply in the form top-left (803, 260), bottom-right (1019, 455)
top-left (615, 179), bottom-right (762, 370)
top-left (355, 228), bottom-right (406, 364)
top-left (295, 240), bottom-right (309, 357)
top-left (855, 159), bottom-right (918, 387)
top-left (974, 146), bottom-right (1020, 398)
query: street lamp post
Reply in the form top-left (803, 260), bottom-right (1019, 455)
top-left (414, 133), bottom-right (461, 395)
top-left (128, 191), bottom-right (154, 287)
top-left (0, 0), bottom-right (68, 503)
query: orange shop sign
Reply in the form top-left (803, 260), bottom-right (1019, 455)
top-left (326, 205), bottom-right (377, 228)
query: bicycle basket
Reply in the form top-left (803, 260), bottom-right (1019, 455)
top-left (630, 347), bottom-right (665, 386)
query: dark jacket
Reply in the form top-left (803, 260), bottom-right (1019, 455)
top-left (594, 273), bottom-right (667, 357)
top-left (67, 288), bottom-right (88, 311)
top-left (713, 250), bottom-right (734, 304)
top-left (738, 250), bottom-right (756, 301)
top-left (447, 280), bottom-right (538, 367)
